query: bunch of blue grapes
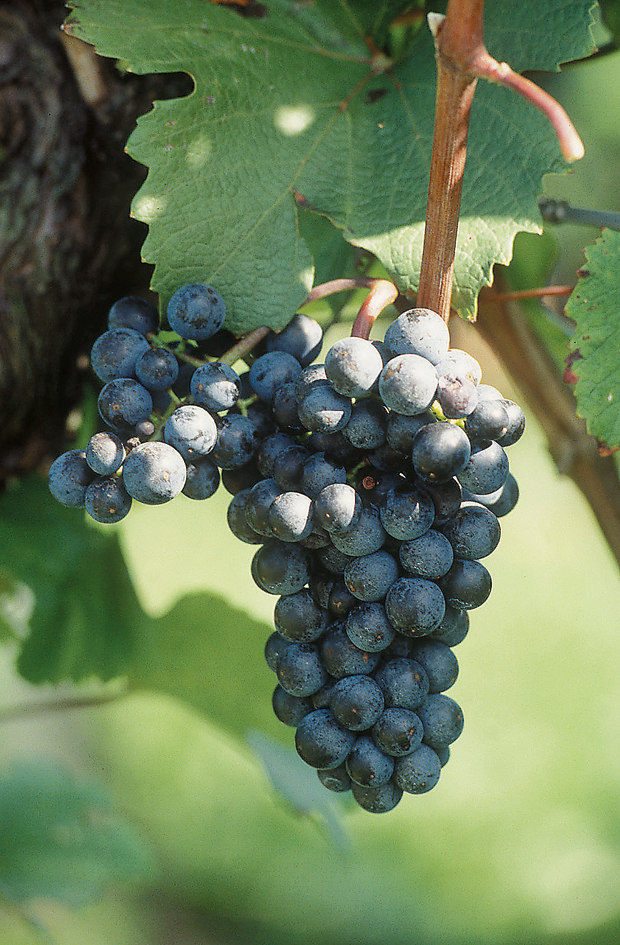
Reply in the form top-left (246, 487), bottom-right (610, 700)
top-left (49, 284), bottom-right (524, 813)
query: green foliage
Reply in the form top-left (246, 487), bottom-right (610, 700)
top-left (130, 590), bottom-right (283, 743)
top-left (0, 476), bottom-right (143, 684)
top-left (567, 227), bottom-right (620, 447)
top-left (65, 0), bottom-right (594, 331)
top-left (0, 761), bottom-right (154, 904)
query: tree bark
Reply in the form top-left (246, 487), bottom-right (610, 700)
top-left (0, 0), bottom-right (190, 482)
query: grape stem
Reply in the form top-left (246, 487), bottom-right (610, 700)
top-left (417, 0), bottom-right (584, 323)
top-left (219, 325), bottom-right (270, 366)
top-left (302, 277), bottom-right (399, 340)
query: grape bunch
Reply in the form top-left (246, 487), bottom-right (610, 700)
top-left (49, 284), bottom-right (524, 813)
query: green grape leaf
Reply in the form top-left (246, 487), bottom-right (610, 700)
top-left (566, 228), bottom-right (620, 447)
top-left (130, 591), bottom-right (286, 743)
top-left (0, 762), bottom-right (155, 904)
top-left (65, 0), bottom-right (595, 330)
top-left (0, 476), bottom-right (144, 684)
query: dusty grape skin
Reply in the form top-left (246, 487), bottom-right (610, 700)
top-left (346, 736), bottom-right (394, 786)
top-left (97, 378), bottom-right (154, 429)
top-left (164, 405), bottom-right (217, 461)
top-left (85, 432), bottom-right (125, 476)
top-left (383, 308), bottom-right (450, 364)
top-left (351, 779), bottom-right (403, 813)
top-left (85, 476), bottom-right (132, 524)
top-left (378, 354), bottom-right (438, 416)
top-left (325, 337), bottom-right (384, 398)
top-left (122, 442), bottom-right (186, 505)
top-left (90, 328), bottom-right (150, 383)
top-left (166, 283), bottom-right (226, 340)
top-left (394, 743), bottom-right (441, 794)
top-left (295, 709), bottom-right (356, 769)
top-left (182, 460), bottom-right (220, 500)
top-left (385, 578), bottom-right (446, 637)
top-left (48, 450), bottom-right (95, 507)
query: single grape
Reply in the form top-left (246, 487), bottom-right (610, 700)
top-left (85, 432), bottom-right (125, 476)
top-left (379, 486), bottom-right (435, 541)
top-left (374, 658), bottom-right (430, 710)
top-left (324, 337), bottom-right (384, 398)
top-left (394, 743), bottom-right (441, 793)
top-left (164, 405), bottom-right (218, 460)
top-left (251, 541), bottom-right (311, 595)
top-left (346, 736), bottom-right (394, 786)
top-left (342, 398), bottom-right (388, 450)
top-left (212, 414), bottom-right (259, 469)
top-left (276, 643), bottom-right (328, 697)
top-left (435, 349), bottom-right (482, 386)
top-left (265, 313), bottom-right (323, 366)
top-left (442, 503), bottom-right (501, 559)
top-left (226, 489), bottom-right (264, 544)
top-left (328, 581), bottom-right (358, 618)
top-left (264, 631), bottom-right (290, 672)
top-left (249, 351), bottom-right (302, 403)
top-left (108, 296), bottom-right (159, 335)
top-left (465, 399), bottom-right (509, 441)
top-left (167, 283), bottom-right (226, 340)
top-left (416, 693), bottom-right (464, 750)
top-left (329, 675), bottom-right (385, 731)
top-left (272, 685), bottom-right (314, 726)
top-left (371, 707), bottom-right (424, 757)
top-left (270, 381), bottom-right (304, 433)
top-left (318, 764), bottom-right (351, 793)
top-left (98, 378), bottom-right (153, 429)
top-left (411, 422), bottom-right (471, 482)
top-left (85, 476), bottom-right (132, 524)
top-left (457, 441), bottom-right (509, 495)
top-left (409, 639), bottom-right (459, 693)
top-left (385, 577), bottom-right (446, 637)
top-left (90, 328), bottom-right (150, 383)
top-left (345, 602), bottom-right (396, 652)
top-left (190, 361), bottom-right (240, 413)
top-left (48, 450), bottom-right (95, 507)
top-left (438, 560), bottom-right (492, 609)
top-left (435, 364), bottom-right (478, 419)
top-left (465, 473), bottom-right (519, 517)
top-left (399, 530), bottom-right (454, 579)
top-left (122, 442), bottom-right (186, 505)
top-left (182, 460), bottom-right (220, 500)
top-left (496, 400), bottom-right (526, 447)
top-left (430, 605), bottom-right (469, 646)
top-left (298, 385), bottom-right (352, 434)
top-left (134, 347), bottom-right (179, 392)
top-left (351, 779), bottom-right (403, 813)
top-left (343, 551), bottom-right (399, 602)
top-left (313, 483), bottom-right (362, 535)
top-left (330, 504), bottom-right (387, 556)
top-left (384, 308), bottom-right (450, 364)
top-left (269, 491), bottom-right (314, 542)
top-left (295, 709), bottom-right (356, 769)
top-left (378, 354), bottom-right (438, 415)
top-left (320, 624), bottom-right (381, 678)
top-left (274, 589), bottom-right (329, 643)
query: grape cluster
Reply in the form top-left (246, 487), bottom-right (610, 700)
top-left (49, 284), bottom-right (524, 813)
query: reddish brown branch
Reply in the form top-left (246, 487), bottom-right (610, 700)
top-left (469, 51), bottom-right (584, 162)
top-left (488, 285), bottom-right (573, 302)
top-left (478, 285), bottom-right (620, 571)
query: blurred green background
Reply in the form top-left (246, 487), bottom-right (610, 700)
top-left (2, 25), bottom-right (620, 945)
